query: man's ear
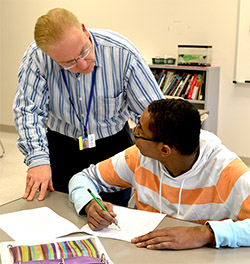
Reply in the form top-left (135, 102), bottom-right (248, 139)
top-left (81, 23), bottom-right (90, 38)
top-left (159, 143), bottom-right (171, 156)
top-left (82, 23), bottom-right (87, 32)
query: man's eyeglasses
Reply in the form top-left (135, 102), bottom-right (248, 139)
top-left (132, 124), bottom-right (159, 142)
top-left (62, 47), bottom-right (91, 70)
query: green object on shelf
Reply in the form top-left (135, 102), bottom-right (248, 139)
top-left (182, 55), bottom-right (201, 63)
top-left (152, 57), bottom-right (176, 65)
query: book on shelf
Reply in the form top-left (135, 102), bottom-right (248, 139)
top-left (187, 74), bottom-right (198, 99)
top-left (197, 72), bottom-right (206, 100)
top-left (177, 73), bottom-right (191, 97)
top-left (161, 71), bottom-right (176, 94)
top-left (165, 74), bottom-right (181, 95)
top-left (160, 73), bottom-right (168, 90)
top-left (191, 74), bottom-right (202, 100)
top-left (157, 69), bottom-right (166, 86)
top-left (172, 73), bottom-right (188, 97)
top-left (169, 73), bottom-right (186, 96)
top-left (183, 75), bottom-right (194, 98)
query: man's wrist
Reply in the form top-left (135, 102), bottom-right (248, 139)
top-left (205, 223), bottom-right (216, 246)
top-left (82, 199), bottom-right (96, 215)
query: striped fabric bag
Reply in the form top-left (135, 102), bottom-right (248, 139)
top-left (8, 238), bottom-right (108, 264)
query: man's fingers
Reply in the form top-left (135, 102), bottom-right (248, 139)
top-left (23, 165), bottom-right (52, 201)
top-left (131, 231), bottom-right (155, 243)
top-left (23, 175), bottom-right (34, 199)
top-left (88, 212), bottom-right (113, 231)
top-left (37, 185), bottom-right (47, 201)
top-left (47, 178), bottom-right (54, 192)
top-left (145, 242), bottom-right (171, 250)
top-left (87, 201), bottom-right (117, 230)
top-left (26, 182), bottom-right (42, 201)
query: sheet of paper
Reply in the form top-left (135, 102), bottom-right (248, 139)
top-left (81, 206), bottom-right (166, 242)
top-left (0, 206), bottom-right (165, 243)
top-left (0, 207), bottom-right (79, 243)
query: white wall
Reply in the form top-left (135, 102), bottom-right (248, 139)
top-left (1, 0), bottom-right (250, 158)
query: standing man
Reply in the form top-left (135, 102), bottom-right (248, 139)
top-left (13, 8), bottom-right (163, 203)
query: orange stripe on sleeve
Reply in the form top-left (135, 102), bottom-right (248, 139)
top-left (98, 157), bottom-right (132, 188)
top-left (215, 159), bottom-right (250, 202)
top-left (237, 194), bottom-right (250, 220)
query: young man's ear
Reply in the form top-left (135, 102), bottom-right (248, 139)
top-left (159, 143), bottom-right (171, 156)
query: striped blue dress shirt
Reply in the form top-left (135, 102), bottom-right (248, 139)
top-left (13, 29), bottom-right (163, 168)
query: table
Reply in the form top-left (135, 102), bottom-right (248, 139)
top-left (0, 191), bottom-right (250, 264)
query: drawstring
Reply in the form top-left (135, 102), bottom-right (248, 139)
top-left (177, 178), bottom-right (186, 218)
top-left (159, 173), bottom-right (164, 213)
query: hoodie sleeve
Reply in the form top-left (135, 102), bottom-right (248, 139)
top-left (206, 219), bottom-right (250, 248)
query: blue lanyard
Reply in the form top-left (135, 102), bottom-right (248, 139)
top-left (61, 66), bottom-right (97, 137)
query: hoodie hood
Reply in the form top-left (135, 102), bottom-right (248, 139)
top-left (159, 130), bottom-right (228, 218)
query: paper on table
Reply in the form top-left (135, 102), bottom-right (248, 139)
top-left (0, 207), bottom-right (80, 243)
top-left (0, 206), bottom-right (165, 243)
top-left (81, 206), bottom-right (166, 242)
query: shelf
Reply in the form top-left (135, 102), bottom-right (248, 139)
top-left (150, 65), bottom-right (220, 134)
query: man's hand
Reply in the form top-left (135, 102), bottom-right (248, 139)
top-left (131, 225), bottom-right (214, 250)
top-left (85, 199), bottom-right (118, 231)
top-left (23, 164), bottom-right (54, 201)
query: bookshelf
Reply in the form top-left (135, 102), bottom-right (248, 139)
top-left (149, 64), bottom-right (220, 134)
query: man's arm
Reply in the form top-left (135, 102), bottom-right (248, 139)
top-left (124, 53), bottom-right (164, 124)
top-left (131, 219), bottom-right (250, 250)
top-left (69, 171), bottom-right (121, 230)
top-left (69, 171), bottom-right (103, 215)
top-left (69, 148), bottom-right (135, 214)
top-left (13, 43), bottom-right (51, 200)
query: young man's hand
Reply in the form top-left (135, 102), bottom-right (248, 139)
top-left (85, 199), bottom-right (118, 231)
top-left (131, 225), bottom-right (214, 250)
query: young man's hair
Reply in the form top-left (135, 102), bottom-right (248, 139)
top-left (34, 8), bottom-right (81, 53)
top-left (148, 98), bottom-right (201, 155)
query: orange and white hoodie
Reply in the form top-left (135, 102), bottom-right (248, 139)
top-left (69, 130), bottom-right (250, 224)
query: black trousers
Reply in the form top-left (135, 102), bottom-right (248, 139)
top-left (47, 122), bottom-right (134, 206)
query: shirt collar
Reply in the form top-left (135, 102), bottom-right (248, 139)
top-left (88, 29), bottom-right (101, 68)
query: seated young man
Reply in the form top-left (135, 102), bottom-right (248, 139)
top-left (69, 98), bottom-right (250, 250)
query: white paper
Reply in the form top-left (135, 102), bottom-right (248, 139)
top-left (0, 207), bottom-right (79, 243)
top-left (0, 206), bottom-right (165, 243)
top-left (81, 206), bottom-right (166, 242)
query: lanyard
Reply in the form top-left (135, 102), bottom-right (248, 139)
top-left (61, 66), bottom-right (97, 137)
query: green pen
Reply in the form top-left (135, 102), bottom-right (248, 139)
top-left (87, 188), bottom-right (121, 229)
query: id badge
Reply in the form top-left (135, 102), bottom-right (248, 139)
top-left (78, 134), bottom-right (96, 150)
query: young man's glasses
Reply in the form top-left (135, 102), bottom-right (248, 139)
top-left (62, 47), bottom-right (91, 70)
top-left (132, 123), bottom-right (159, 142)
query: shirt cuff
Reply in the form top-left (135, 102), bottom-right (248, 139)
top-left (206, 220), bottom-right (239, 248)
